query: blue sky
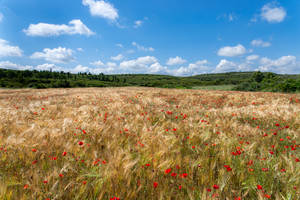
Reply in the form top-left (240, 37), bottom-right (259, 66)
top-left (0, 0), bottom-right (299, 76)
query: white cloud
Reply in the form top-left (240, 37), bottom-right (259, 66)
top-left (77, 48), bottom-right (84, 52)
top-left (134, 20), bottom-right (143, 28)
top-left (166, 56), bottom-right (187, 66)
top-left (31, 47), bottom-right (75, 63)
top-left (0, 61), bottom-right (32, 70)
top-left (217, 44), bottom-right (246, 57)
top-left (82, 0), bottom-right (118, 21)
top-left (90, 60), bottom-right (104, 66)
top-left (36, 63), bottom-right (62, 71)
top-left (0, 39), bottom-right (23, 58)
top-left (120, 56), bottom-right (157, 72)
top-left (261, 2), bottom-right (286, 23)
top-left (111, 54), bottom-right (124, 61)
top-left (132, 42), bottom-right (154, 52)
top-left (171, 60), bottom-right (210, 76)
top-left (72, 65), bottom-right (90, 73)
top-left (258, 55), bottom-right (299, 74)
top-left (116, 43), bottom-right (123, 48)
top-left (251, 39), bottom-right (271, 47)
top-left (0, 12), bottom-right (3, 22)
top-left (148, 62), bottom-right (168, 74)
top-left (246, 55), bottom-right (260, 61)
top-left (214, 59), bottom-right (238, 73)
top-left (23, 19), bottom-right (94, 37)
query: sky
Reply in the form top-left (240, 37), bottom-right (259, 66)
top-left (0, 0), bottom-right (300, 76)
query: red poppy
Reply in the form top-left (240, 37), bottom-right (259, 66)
top-left (78, 141), bottom-right (84, 146)
top-left (180, 173), bottom-right (188, 178)
top-left (265, 194), bottom-right (271, 199)
top-left (24, 184), bottom-right (29, 189)
top-left (43, 180), bottom-right (48, 184)
top-left (257, 185), bottom-right (263, 190)
top-left (165, 168), bottom-right (172, 174)
top-left (153, 182), bottom-right (158, 188)
top-left (32, 149), bottom-right (37, 152)
top-left (171, 173), bottom-right (177, 177)
top-left (62, 152), bottom-right (67, 156)
top-left (213, 184), bottom-right (219, 189)
top-left (59, 174), bottom-right (64, 178)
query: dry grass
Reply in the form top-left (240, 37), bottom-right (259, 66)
top-left (0, 87), bottom-right (299, 200)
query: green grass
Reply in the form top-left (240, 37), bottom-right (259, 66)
top-left (192, 85), bottom-right (235, 91)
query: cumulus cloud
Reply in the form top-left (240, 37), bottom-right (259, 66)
top-left (214, 59), bottom-right (238, 73)
top-left (120, 56), bottom-right (157, 72)
top-left (134, 20), bottom-right (143, 28)
top-left (166, 56), bottom-right (187, 66)
top-left (147, 62), bottom-right (168, 74)
top-left (90, 60), bottom-right (105, 66)
top-left (111, 54), bottom-right (124, 61)
top-left (217, 44), bottom-right (246, 57)
top-left (0, 39), bottom-right (23, 58)
top-left (31, 47), bottom-right (75, 63)
top-left (69, 65), bottom-right (89, 74)
top-left (172, 60), bottom-right (210, 76)
top-left (258, 55), bottom-right (299, 74)
top-left (251, 39), bottom-right (271, 47)
top-left (116, 43), bottom-right (123, 48)
top-left (132, 42), bottom-right (154, 52)
top-left (23, 19), bottom-right (94, 37)
top-left (261, 2), bottom-right (286, 23)
top-left (0, 61), bottom-right (32, 70)
top-left (246, 55), bottom-right (260, 61)
top-left (35, 63), bottom-right (62, 71)
top-left (82, 0), bottom-right (118, 20)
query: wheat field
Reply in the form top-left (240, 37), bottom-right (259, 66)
top-left (0, 87), bottom-right (299, 200)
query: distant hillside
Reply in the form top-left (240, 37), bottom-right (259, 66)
top-left (0, 68), bottom-right (299, 92)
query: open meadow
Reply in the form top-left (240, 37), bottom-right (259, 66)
top-left (0, 87), bottom-right (299, 200)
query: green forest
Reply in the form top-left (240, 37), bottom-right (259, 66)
top-left (0, 68), bottom-right (300, 92)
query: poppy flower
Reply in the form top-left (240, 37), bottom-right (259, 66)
top-left (213, 184), bottom-right (219, 189)
top-left (265, 194), bottom-right (271, 199)
top-left (78, 141), bottom-right (84, 146)
top-left (59, 174), bottom-right (64, 178)
top-left (257, 185), bottom-right (263, 190)
top-left (165, 168), bottom-right (172, 174)
top-left (153, 182), bottom-right (158, 188)
top-left (171, 173), bottom-right (177, 177)
top-left (24, 184), bottom-right (29, 189)
top-left (62, 152), bottom-right (67, 156)
top-left (180, 173), bottom-right (188, 178)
